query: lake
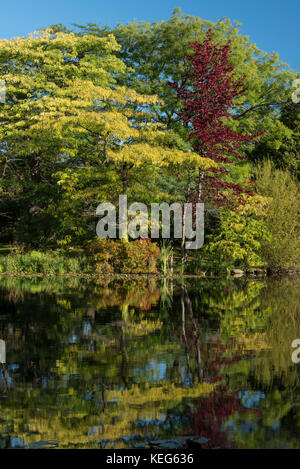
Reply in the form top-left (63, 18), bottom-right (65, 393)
top-left (0, 275), bottom-right (299, 449)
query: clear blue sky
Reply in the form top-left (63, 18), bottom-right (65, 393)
top-left (1, 0), bottom-right (299, 70)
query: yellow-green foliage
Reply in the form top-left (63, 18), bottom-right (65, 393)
top-left (203, 161), bottom-right (300, 270)
top-left (255, 161), bottom-right (300, 269)
top-left (0, 29), bottom-right (216, 247)
top-left (0, 250), bottom-right (89, 274)
top-left (204, 196), bottom-right (270, 267)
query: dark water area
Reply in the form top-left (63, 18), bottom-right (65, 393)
top-left (0, 276), bottom-right (299, 449)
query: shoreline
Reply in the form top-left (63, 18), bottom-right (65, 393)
top-left (0, 270), bottom-right (299, 279)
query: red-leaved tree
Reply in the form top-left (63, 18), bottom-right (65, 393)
top-left (171, 30), bottom-right (262, 208)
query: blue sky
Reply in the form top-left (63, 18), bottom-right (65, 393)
top-left (1, 0), bottom-right (299, 70)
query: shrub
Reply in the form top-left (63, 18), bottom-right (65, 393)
top-left (255, 161), bottom-right (300, 270)
top-left (202, 196), bottom-right (270, 268)
top-left (87, 238), bottom-right (161, 274)
top-left (201, 161), bottom-right (300, 271)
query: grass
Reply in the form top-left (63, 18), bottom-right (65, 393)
top-left (0, 249), bottom-right (91, 275)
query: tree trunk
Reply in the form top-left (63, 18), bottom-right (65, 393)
top-left (121, 162), bottom-right (128, 195)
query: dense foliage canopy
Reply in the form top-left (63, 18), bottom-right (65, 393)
top-left (0, 8), bottom-right (299, 270)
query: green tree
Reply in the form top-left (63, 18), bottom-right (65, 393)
top-left (250, 101), bottom-right (300, 178)
top-left (0, 30), bottom-right (125, 245)
top-left (0, 29), bottom-right (214, 247)
top-left (78, 8), bottom-right (297, 150)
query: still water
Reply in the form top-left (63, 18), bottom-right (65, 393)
top-left (0, 276), bottom-right (299, 449)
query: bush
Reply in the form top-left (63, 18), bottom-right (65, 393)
top-left (202, 196), bottom-right (270, 269)
top-left (87, 238), bottom-right (161, 274)
top-left (255, 161), bottom-right (300, 270)
top-left (201, 161), bottom-right (300, 272)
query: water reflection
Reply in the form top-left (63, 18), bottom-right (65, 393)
top-left (0, 276), bottom-right (299, 449)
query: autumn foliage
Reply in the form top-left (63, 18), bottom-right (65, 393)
top-left (171, 30), bottom-right (262, 207)
top-left (87, 238), bottom-right (161, 274)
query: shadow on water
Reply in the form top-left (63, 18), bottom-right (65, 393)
top-left (0, 275), bottom-right (299, 449)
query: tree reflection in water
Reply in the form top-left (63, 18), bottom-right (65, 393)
top-left (0, 276), bottom-right (299, 449)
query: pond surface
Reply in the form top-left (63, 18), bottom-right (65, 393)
top-left (0, 276), bottom-right (299, 449)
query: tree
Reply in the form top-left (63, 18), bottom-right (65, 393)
top-left (77, 9), bottom-right (297, 255)
top-left (0, 29), bottom-right (125, 245)
top-left (250, 101), bottom-right (300, 179)
top-left (171, 29), bottom-right (261, 208)
top-left (83, 8), bottom-right (296, 151)
top-left (0, 29), bottom-right (214, 246)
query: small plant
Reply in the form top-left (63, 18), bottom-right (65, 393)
top-left (160, 241), bottom-right (174, 276)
